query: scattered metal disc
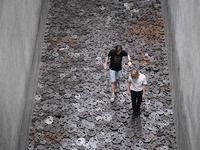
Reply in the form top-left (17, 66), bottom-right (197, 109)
top-left (45, 116), bottom-right (53, 125)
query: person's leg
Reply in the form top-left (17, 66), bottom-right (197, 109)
top-left (115, 70), bottom-right (122, 92)
top-left (111, 82), bottom-right (115, 96)
top-left (131, 90), bottom-right (137, 118)
top-left (114, 79), bottom-right (118, 86)
top-left (135, 91), bottom-right (143, 115)
top-left (114, 79), bottom-right (119, 93)
top-left (110, 82), bottom-right (116, 102)
top-left (110, 70), bottom-right (116, 102)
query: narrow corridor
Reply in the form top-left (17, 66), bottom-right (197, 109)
top-left (28, 0), bottom-right (177, 149)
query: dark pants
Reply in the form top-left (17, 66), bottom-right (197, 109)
top-left (131, 90), bottom-right (143, 114)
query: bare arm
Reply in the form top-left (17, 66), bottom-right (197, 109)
top-left (127, 54), bottom-right (131, 62)
top-left (142, 84), bottom-right (146, 99)
top-left (127, 54), bottom-right (132, 66)
top-left (104, 56), bottom-right (109, 70)
top-left (127, 82), bottom-right (131, 96)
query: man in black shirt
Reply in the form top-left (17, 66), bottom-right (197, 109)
top-left (104, 45), bottom-right (132, 102)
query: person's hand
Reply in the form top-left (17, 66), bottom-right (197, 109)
top-left (104, 64), bottom-right (107, 70)
top-left (142, 94), bottom-right (145, 100)
top-left (128, 61), bottom-right (132, 67)
top-left (127, 90), bottom-right (130, 96)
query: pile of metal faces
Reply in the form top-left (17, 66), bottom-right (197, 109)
top-left (28, 0), bottom-right (177, 149)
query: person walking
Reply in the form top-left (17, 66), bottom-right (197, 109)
top-left (127, 69), bottom-right (147, 118)
top-left (104, 45), bottom-right (132, 102)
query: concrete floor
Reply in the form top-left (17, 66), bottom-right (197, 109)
top-left (28, 0), bottom-right (177, 149)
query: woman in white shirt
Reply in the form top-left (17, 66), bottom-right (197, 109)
top-left (127, 70), bottom-right (147, 118)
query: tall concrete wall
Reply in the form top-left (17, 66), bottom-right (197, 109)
top-left (0, 0), bottom-right (49, 150)
top-left (161, 0), bottom-right (200, 150)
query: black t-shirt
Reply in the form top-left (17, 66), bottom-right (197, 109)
top-left (108, 49), bottom-right (128, 71)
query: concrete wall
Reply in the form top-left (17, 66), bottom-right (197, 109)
top-left (161, 0), bottom-right (200, 150)
top-left (0, 0), bottom-right (49, 150)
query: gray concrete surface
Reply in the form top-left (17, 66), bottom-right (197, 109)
top-left (0, 0), bottom-right (49, 150)
top-left (161, 0), bottom-right (200, 150)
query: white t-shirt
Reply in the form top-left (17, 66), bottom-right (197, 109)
top-left (128, 73), bottom-right (147, 91)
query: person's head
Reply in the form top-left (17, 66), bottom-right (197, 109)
top-left (131, 70), bottom-right (139, 79)
top-left (115, 45), bottom-right (122, 55)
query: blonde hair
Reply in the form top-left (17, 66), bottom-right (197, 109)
top-left (131, 70), bottom-right (139, 79)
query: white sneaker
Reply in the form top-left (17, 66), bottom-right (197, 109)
top-left (110, 94), bottom-right (115, 102)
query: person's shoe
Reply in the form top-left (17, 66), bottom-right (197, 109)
top-left (110, 94), bottom-right (115, 102)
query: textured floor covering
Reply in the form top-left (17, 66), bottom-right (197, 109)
top-left (28, 0), bottom-right (177, 149)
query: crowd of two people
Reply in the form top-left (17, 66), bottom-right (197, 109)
top-left (104, 45), bottom-right (147, 118)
